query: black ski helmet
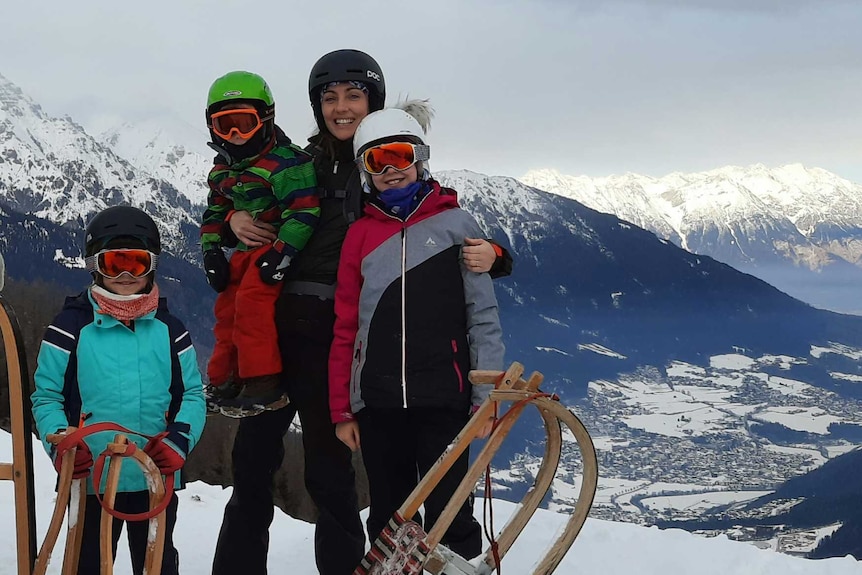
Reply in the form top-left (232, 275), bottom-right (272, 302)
top-left (308, 49), bottom-right (385, 131)
top-left (84, 205), bottom-right (162, 257)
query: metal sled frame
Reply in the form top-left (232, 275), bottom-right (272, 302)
top-left (0, 264), bottom-right (38, 575)
top-left (357, 362), bottom-right (599, 575)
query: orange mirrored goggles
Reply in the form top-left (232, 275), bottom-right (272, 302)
top-left (358, 142), bottom-right (430, 175)
top-left (210, 109), bottom-right (266, 140)
top-left (85, 249), bottom-right (158, 279)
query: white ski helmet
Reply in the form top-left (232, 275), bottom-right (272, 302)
top-left (353, 100), bottom-right (434, 193)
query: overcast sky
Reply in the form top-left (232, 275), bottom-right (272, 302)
top-left (3, 0), bottom-right (861, 182)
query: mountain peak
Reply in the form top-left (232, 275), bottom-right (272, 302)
top-left (0, 71), bottom-right (202, 257)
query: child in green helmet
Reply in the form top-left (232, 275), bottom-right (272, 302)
top-left (201, 70), bottom-right (320, 417)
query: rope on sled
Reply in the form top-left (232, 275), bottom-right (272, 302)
top-left (53, 422), bottom-right (174, 521)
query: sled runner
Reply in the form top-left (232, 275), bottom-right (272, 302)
top-left (94, 432), bottom-right (168, 575)
top-left (356, 361), bottom-right (598, 575)
top-left (0, 253), bottom-right (38, 575)
top-left (33, 428), bottom-right (86, 575)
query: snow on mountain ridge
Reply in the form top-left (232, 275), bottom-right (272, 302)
top-left (0, 73), bottom-right (200, 258)
top-left (520, 164), bottom-right (862, 271)
top-left (437, 169), bottom-right (604, 260)
top-left (97, 119), bottom-right (210, 205)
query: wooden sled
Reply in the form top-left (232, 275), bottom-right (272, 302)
top-left (0, 253), bottom-right (38, 575)
top-left (356, 362), bottom-right (599, 575)
top-left (97, 433), bottom-right (168, 575)
top-left (33, 428), bottom-right (170, 575)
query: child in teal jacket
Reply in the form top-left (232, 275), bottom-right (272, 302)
top-left (31, 205), bottom-right (206, 575)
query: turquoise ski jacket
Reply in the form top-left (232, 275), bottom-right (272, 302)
top-left (31, 290), bottom-right (206, 494)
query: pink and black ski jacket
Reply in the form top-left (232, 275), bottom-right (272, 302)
top-left (329, 180), bottom-right (504, 424)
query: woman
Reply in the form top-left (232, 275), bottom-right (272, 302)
top-left (211, 49), bottom-right (510, 575)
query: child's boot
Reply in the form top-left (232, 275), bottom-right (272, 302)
top-left (204, 379), bottom-right (241, 414)
top-left (217, 374), bottom-right (289, 418)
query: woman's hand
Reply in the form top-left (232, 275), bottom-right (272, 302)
top-left (335, 421), bottom-right (361, 452)
top-left (230, 211), bottom-right (277, 247)
top-left (462, 238), bottom-right (497, 273)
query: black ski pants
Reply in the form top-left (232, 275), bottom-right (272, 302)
top-left (78, 492), bottom-right (179, 575)
top-left (211, 294), bottom-right (365, 575)
top-left (356, 406), bottom-right (482, 560)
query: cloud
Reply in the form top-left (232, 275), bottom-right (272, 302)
top-left (2, 0), bottom-right (861, 182)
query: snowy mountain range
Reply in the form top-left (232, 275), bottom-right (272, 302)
top-left (0, 73), bottom-right (202, 262)
top-left (3, 72), bottom-right (862, 559)
top-left (520, 167), bottom-right (862, 314)
top-left (96, 117), bottom-right (211, 206)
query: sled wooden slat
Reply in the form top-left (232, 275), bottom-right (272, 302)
top-left (1, 293), bottom-right (37, 575)
top-left (98, 434), bottom-right (167, 575)
top-left (138, 448), bottom-right (167, 575)
top-left (397, 362), bottom-right (524, 520)
top-left (100, 435), bottom-right (126, 575)
top-left (61, 478), bottom-right (86, 575)
top-left (424, 372), bottom-right (541, 552)
top-left (33, 431), bottom-right (80, 575)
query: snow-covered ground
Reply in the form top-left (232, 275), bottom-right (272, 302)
top-left (2, 431), bottom-right (862, 574)
top-left (589, 352), bottom-right (862, 440)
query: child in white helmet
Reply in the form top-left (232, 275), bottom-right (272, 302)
top-left (328, 100), bottom-right (505, 560)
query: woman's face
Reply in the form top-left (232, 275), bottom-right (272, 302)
top-left (321, 83), bottom-right (370, 141)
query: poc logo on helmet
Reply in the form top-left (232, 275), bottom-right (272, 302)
top-left (366, 70), bottom-right (381, 82)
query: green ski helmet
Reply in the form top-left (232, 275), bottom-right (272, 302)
top-left (206, 71), bottom-right (276, 143)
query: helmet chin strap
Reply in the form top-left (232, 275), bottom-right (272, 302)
top-left (208, 127), bottom-right (274, 164)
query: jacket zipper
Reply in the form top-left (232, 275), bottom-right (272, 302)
top-left (351, 341), bottom-right (362, 397)
top-left (452, 340), bottom-right (464, 392)
top-left (400, 227), bottom-right (408, 408)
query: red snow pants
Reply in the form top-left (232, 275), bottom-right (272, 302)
top-left (207, 247), bottom-right (282, 385)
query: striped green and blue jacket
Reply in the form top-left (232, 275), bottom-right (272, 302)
top-left (201, 140), bottom-right (319, 255)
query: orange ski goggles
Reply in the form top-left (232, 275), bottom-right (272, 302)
top-left (86, 249), bottom-right (158, 279)
top-left (358, 142), bottom-right (430, 175)
top-left (210, 109), bottom-right (267, 140)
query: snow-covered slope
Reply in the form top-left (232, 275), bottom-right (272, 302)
top-left (97, 117), bottom-right (211, 206)
top-left (4, 429), bottom-right (862, 574)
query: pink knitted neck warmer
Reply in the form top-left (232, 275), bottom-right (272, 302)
top-left (91, 284), bottom-right (160, 322)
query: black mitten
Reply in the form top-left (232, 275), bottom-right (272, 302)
top-left (204, 249), bottom-right (230, 293)
top-left (256, 240), bottom-right (292, 285)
